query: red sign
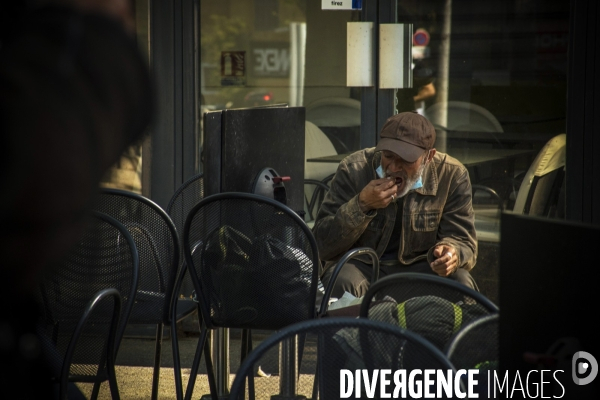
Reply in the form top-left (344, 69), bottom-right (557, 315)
top-left (413, 29), bottom-right (430, 47)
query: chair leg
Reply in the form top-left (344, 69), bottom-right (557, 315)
top-left (91, 381), bottom-right (101, 400)
top-left (184, 327), bottom-right (219, 400)
top-left (204, 331), bottom-right (219, 400)
top-left (184, 327), bottom-right (207, 400)
top-left (311, 370), bottom-right (319, 400)
top-left (91, 341), bottom-right (111, 400)
top-left (59, 377), bottom-right (69, 400)
top-left (297, 332), bottom-right (306, 380)
top-left (240, 329), bottom-right (251, 400)
top-left (241, 329), bottom-right (248, 364)
top-left (247, 331), bottom-right (255, 400)
top-left (107, 362), bottom-right (121, 400)
top-left (90, 364), bottom-right (106, 400)
top-left (151, 323), bottom-right (163, 400)
top-left (171, 321), bottom-right (184, 400)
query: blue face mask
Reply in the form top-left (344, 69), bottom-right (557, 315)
top-left (376, 165), bottom-right (424, 191)
top-left (410, 176), bottom-right (423, 190)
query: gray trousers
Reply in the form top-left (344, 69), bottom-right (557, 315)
top-left (321, 259), bottom-right (479, 299)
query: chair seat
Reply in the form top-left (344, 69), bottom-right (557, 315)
top-left (129, 292), bottom-right (197, 324)
top-left (175, 299), bottom-right (198, 323)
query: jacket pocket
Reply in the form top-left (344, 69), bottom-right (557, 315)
top-left (411, 212), bottom-right (439, 232)
top-left (407, 212), bottom-right (440, 256)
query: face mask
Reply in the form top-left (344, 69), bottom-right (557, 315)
top-left (410, 176), bottom-right (423, 190)
top-left (410, 150), bottom-right (431, 190)
top-left (376, 165), bottom-right (423, 190)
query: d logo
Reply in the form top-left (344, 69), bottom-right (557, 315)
top-left (572, 351), bottom-right (598, 385)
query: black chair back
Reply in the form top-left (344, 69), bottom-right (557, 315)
top-left (445, 314), bottom-right (499, 398)
top-left (37, 212), bottom-right (139, 398)
top-left (167, 173), bottom-right (204, 300)
top-left (445, 313), bottom-right (499, 370)
top-left (95, 188), bottom-right (180, 324)
top-left (229, 317), bottom-right (457, 400)
top-left (95, 188), bottom-right (197, 400)
top-left (167, 173), bottom-right (205, 238)
top-left (360, 273), bottom-right (498, 352)
top-left (183, 192), bottom-right (320, 330)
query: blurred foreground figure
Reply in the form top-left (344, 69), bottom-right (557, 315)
top-left (0, 1), bottom-right (152, 397)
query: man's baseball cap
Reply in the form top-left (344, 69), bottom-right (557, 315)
top-left (374, 111), bottom-right (436, 162)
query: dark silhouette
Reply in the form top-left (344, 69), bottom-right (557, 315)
top-left (0, 1), bottom-right (153, 397)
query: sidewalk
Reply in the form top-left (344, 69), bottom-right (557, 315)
top-left (81, 328), bottom-right (278, 399)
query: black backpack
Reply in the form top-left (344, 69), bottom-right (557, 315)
top-left (201, 225), bottom-right (314, 329)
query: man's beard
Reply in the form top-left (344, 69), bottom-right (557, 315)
top-left (385, 161), bottom-right (427, 199)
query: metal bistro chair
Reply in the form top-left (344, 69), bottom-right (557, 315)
top-left (182, 192), bottom-right (321, 400)
top-left (445, 314), bottom-right (499, 398)
top-left (37, 212), bottom-right (139, 400)
top-left (304, 121), bottom-right (338, 203)
top-left (317, 247), bottom-right (380, 317)
top-left (228, 317), bottom-right (458, 400)
top-left (167, 173), bottom-right (205, 236)
top-left (94, 188), bottom-right (197, 400)
top-left (360, 273), bottom-right (498, 353)
top-left (303, 176), bottom-right (331, 229)
top-left (472, 133), bottom-right (567, 243)
top-left (445, 313), bottom-right (499, 370)
top-left (167, 173), bottom-right (205, 305)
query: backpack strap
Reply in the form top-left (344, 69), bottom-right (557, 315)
top-left (397, 301), bottom-right (408, 329)
top-left (451, 302), bottom-right (462, 334)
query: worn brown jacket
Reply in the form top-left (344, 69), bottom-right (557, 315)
top-left (313, 148), bottom-right (477, 272)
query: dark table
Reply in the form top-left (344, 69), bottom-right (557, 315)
top-left (442, 130), bottom-right (554, 149)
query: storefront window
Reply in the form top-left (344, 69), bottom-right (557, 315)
top-left (199, 0), bottom-right (361, 172)
top-left (395, 0), bottom-right (569, 302)
top-left (197, 0), bottom-right (569, 303)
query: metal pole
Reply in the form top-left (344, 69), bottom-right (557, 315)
top-left (214, 327), bottom-right (230, 398)
top-left (271, 336), bottom-right (305, 400)
top-left (434, 0), bottom-right (452, 153)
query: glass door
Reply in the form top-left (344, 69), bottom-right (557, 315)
top-left (198, 0), bottom-right (362, 167)
top-left (392, 0), bottom-right (569, 303)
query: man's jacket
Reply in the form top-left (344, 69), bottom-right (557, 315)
top-left (312, 148), bottom-right (477, 272)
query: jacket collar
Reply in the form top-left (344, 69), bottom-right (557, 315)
top-left (415, 154), bottom-right (439, 196)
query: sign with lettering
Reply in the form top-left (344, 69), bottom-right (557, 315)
top-left (251, 42), bottom-right (290, 78)
top-left (221, 51), bottom-right (246, 86)
top-left (322, 0), bottom-right (362, 10)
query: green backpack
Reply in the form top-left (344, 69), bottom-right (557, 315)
top-left (369, 295), bottom-right (489, 351)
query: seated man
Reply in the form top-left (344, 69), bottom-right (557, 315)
top-left (314, 111), bottom-right (478, 298)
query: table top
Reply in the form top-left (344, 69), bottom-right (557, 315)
top-left (443, 130), bottom-right (554, 145)
top-left (307, 148), bottom-right (537, 168)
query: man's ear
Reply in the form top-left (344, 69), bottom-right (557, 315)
top-left (427, 149), bottom-right (437, 162)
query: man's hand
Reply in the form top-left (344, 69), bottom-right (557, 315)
top-left (358, 177), bottom-right (398, 213)
top-left (430, 244), bottom-right (458, 277)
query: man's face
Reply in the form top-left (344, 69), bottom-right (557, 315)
top-left (381, 150), bottom-right (429, 198)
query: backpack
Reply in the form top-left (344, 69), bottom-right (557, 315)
top-left (201, 225), bottom-right (315, 329)
top-left (368, 295), bottom-right (489, 351)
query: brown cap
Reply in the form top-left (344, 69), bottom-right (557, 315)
top-left (374, 111), bottom-right (436, 162)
